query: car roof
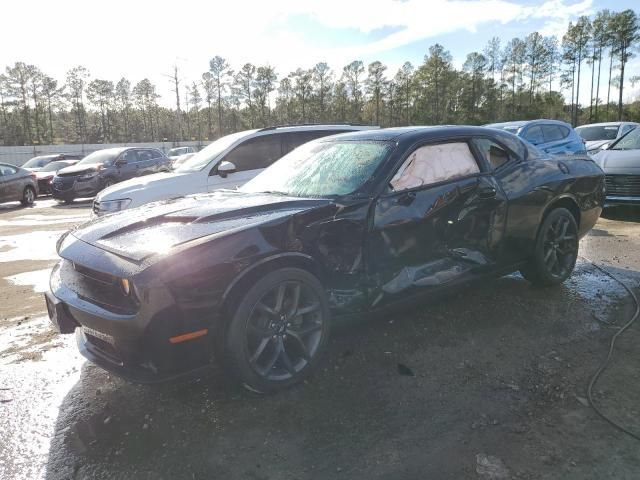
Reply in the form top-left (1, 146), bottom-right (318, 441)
top-left (576, 121), bottom-right (639, 128)
top-left (486, 119), bottom-right (572, 129)
top-left (318, 125), bottom-right (506, 142)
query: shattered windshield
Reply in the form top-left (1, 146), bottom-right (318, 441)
top-left (240, 140), bottom-right (394, 197)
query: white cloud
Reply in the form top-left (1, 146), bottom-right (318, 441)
top-left (0, 0), bottom-right (612, 107)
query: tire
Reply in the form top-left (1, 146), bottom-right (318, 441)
top-left (102, 179), bottom-right (115, 190)
top-left (224, 268), bottom-right (331, 393)
top-left (520, 207), bottom-right (578, 287)
top-left (21, 186), bottom-right (36, 206)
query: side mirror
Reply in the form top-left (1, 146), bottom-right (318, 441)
top-left (217, 161), bottom-right (236, 178)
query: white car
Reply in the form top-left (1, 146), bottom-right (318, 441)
top-left (93, 124), bottom-right (377, 216)
top-left (167, 146), bottom-right (196, 162)
top-left (575, 122), bottom-right (639, 154)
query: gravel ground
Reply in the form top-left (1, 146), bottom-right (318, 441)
top-left (1, 199), bottom-right (639, 480)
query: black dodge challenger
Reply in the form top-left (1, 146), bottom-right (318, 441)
top-left (45, 126), bottom-right (605, 392)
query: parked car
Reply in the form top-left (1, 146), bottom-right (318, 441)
top-left (575, 121), bottom-right (639, 154)
top-left (0, 163), bottom-right (38, 206)
top-left (22, 153), bottom-right (83, 172)
top-left (485, 119), bottom-right (586, 155)
top-left (52, 147), bottom-right (172, 204)
top-left (34, 160), bottom-right (79, 195)
top-left (592, 126), bottom-right (640, 206)
top-left (167, 146), bottom-right (196, 163)
top-left (92, 124), bottom-right (377, 216)
top-left (46, 126), bottom-right (604, 392)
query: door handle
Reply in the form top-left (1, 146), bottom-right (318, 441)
top-left (397, 191), bottom-right (416, 206)
top-left (478, 186), bottom-right (496, 199)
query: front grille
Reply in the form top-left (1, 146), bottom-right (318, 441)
top-left (59, 260), bottom-right (138, 315)
top-left (53, 176), bottom-right (76, 191)
top-left (605, 175), bottom-right (640, 197)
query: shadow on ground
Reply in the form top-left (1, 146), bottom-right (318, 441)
top-left (44, 262), bottom-right (640, 479)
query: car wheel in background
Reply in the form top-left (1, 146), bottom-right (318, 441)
top-left (224, 268), bottom-right (331, 393)
top-left (21, 186), bottom-right (36, 206)
top-left (520, 208), bottom-right (578, 286)
top-left (103, 179), bottom-right (115, 190)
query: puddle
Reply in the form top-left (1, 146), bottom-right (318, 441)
top-left (0, 326), bottom-right (82, 479)
top-left (0, 230), bottom-right (65, 262)
top-left (4, 269), bottom-right (52, 293)
top-left (0, 199), bottom-right (58, 211)
top-left (0, 213), bottom-right (88, 227)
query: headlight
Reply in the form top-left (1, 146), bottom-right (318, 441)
top-left (96, 198), bottom-right (132, 214)
top-left (78, 171), bottom-right (99, 180)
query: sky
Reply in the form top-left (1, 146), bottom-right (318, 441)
top-left (1, 0), bottom-right (639, 108)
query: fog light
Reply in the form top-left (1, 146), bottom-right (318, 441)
top-left (121, 278), bottom-right (131, 296)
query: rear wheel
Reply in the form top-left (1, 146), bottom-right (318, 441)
top-left (224, 268), bottom-right (330, 393)
top-left (520, 208), bottom-right (578, 286)
top-left (21, 186), bottom-right (36, 206)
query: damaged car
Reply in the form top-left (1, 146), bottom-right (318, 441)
top-left (45, 126), bottom-right (605, 392)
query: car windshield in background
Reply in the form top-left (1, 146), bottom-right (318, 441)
top-left (576, 125), bottom-right (619, 141)
top-left (76, 150), bottom-right (118, 166)
top-left (611, 128), bottom-right (640, 150)
top-left (240, 140), bottom-right (394, 198)
top-left (175, 131), bottom-right (251, 172)
top-left (22, 156), bottom-right (53, 168)
top-left (41, 161), bottom-right (69, 172)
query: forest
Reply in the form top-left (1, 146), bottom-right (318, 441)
top-left (0, 8), bottom-right (638, 146)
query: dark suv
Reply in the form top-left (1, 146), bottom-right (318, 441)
top-left (52, 147), bottom-right (171, 203)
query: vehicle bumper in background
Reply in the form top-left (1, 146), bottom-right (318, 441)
top-left (605, 196), bottom-right (640, 207)
top-left (52, 176), bottom-right (103, 200)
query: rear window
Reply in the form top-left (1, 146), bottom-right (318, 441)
top-left (576, 125), bottom-right (619, 141)
top-left (0, 164), bottom-right (18, 176)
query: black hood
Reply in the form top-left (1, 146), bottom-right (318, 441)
top-left (71, 190), bottom-right (330, 262)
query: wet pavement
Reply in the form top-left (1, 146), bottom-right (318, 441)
top-left (1, 200), bottom-right (640, 479)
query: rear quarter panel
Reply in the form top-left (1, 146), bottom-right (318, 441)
top-left (496, 155), bottom-right (604, 262)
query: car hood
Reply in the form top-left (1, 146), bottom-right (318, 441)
top-left (70, 190), bottom-right (330, 262)
top-left (24, 167), bottom-right (42, 172)
top-left (592, 149), bottom-right (640, 173)
top-left (97, 172), bottom-right (196, 203)
top-left (57, 164), bottom-right (101, 176)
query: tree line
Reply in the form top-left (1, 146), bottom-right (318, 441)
top-left (0, 8), bottom-right (638, 147)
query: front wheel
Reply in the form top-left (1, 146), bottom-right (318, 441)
top-left (224, 268), bottom-right (331, 393)
top-left (520, 208), bottom-right (578, 286)
top-left (21, 186), bottom-right (36, 206)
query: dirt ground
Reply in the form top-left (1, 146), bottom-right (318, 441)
top-left (1, 198), bottom-right (639, 480)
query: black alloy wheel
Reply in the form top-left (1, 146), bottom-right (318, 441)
top-left (225, 268), bottom-right (330, 392)
top-left (520, 207), bottom-right (578, 286)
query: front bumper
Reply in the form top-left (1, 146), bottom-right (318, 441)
top-left (45, 259), bottom-right (217, 383)
top-left (52, 175), bottom-right (103, 200)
